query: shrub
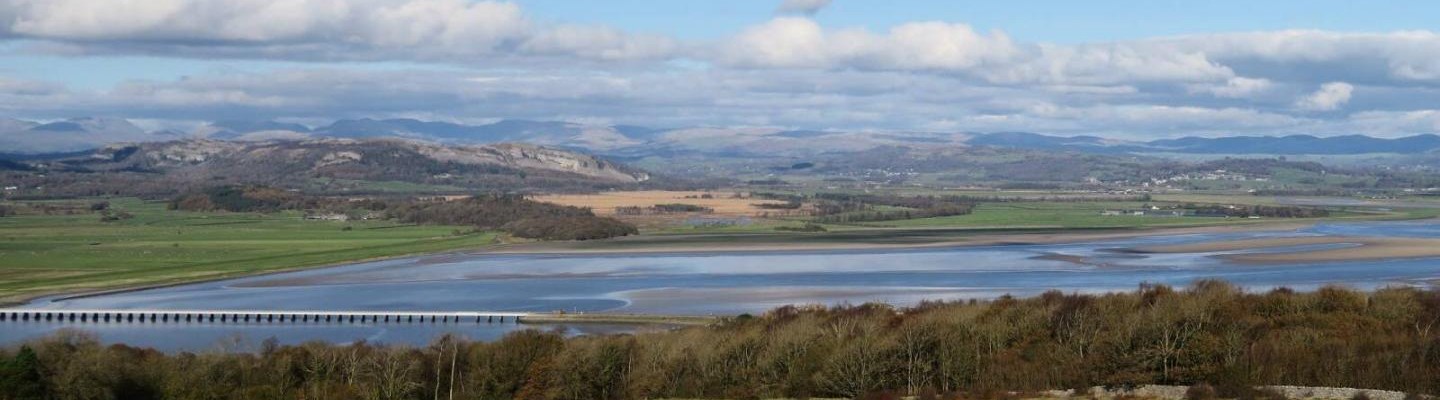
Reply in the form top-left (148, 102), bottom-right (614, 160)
top-left (98, 210), bottom-right (134, 222)
top-left (652, 203), bottom-right (713, 213)
top-left (502, 216), bottom-right (638, 241)
top-left (9, 282), bottom-right (1440, 398)
top-left (168, 185), bottom-right (302, 212)
top-left (1185, 383), bottom-right (1217, 400)
top-left (775, 223), bottom-right (827, 232)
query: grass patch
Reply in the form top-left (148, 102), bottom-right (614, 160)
top-left (854, 200), bottom-right (1397, 229)
top-left (0, 198), bottom-right (496, 302)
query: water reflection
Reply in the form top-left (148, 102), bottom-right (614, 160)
top-left (5, 221), bottom-right (1440, 350)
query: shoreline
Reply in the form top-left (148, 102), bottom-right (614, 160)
top-left (0, 244), bottom-right (498, 308)
top-left (1127, 235), bottom-right (1440, 264)
top-left (479, 222), bottom-right (1316, 256)
top-left (4, 219), bottom-right (1408, 308)
top-left (520, 312), bottom-right (718, 326)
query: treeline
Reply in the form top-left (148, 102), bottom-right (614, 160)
top-left (1182, 204), bottom-right (1331, 218)
top-left (756, 191), bottom-right (1152, 205)
top-left (384, 195), bottom-right (636, 240)
top-left (501, 216), bottom-right (638, 240)
top-left (813, 203), bottom-right (975, 224)
top-left (1194, 158), bottom-right (1328, 176)
top-left (614, 203), bottom-right (714, 215)
top-left (0, 200), bottom-right (128, 219)
top-left (811, 193), bottom-right (976, 223)
top-left (755, 193), bottom-right (972, 224)
top-left (6, 281), bottom-right (1437, 399)
top-left (1251, 188), bottom-right (1354, 197)
top-left (165, 186), bottom-right (637, 240)
top-left (168, 185), bottom-right (321, 212)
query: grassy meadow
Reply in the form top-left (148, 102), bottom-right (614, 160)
top-left (0, 198), bottom-right (495, 303)
top-left (635, 191), bottom-right (1440, 234)
top-left (852, 199), bottom-right (1439, 229)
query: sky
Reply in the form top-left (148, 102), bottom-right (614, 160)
top-left (3, 0), bottom-right (1440, 138)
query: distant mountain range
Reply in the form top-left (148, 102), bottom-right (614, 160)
top-left (0, 117), bottom-right (182, 153)
top-left (0, 117), bottom-right (958, 157)
top-left (4, 138), bottom-right (652, 197)
top-left (5, 116), bottom-right (1440, 156)
top-left (967, 132), bottom-right (1440, 155)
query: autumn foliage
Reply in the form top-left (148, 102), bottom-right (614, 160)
top-left (4, 281), bottom-right (1439, 399)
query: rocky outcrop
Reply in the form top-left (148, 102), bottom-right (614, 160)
top-left (31, 138), bottom-right (653, 193)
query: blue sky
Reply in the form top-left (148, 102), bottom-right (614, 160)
top-left (12, 0), bottom-right (1437, 89)
top-left (2, 0), bottom-right (1440, 139)
top-left (515, 0), bottom-right (1438, 43)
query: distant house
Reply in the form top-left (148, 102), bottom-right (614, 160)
top-left (2, 186), bottom-right (16, 191)
top-left (685, 216), bottom-right (752, 228)
top-left (1147, 210), bottom-right (1186, 217)
top-left (305, 213), bottom-right (350, 221)
top-left (1101, 209), bottom-right (1186, 217)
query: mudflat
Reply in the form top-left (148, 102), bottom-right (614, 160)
top-left (485, 222), bottom-right (1316, 255)
top-left (1127, 236), bottom-right (1440, 263)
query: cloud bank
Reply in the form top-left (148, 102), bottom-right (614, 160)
top-left (2, 0), bottom-right (1440, 138)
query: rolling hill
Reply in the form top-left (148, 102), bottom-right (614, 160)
top-left (4, 138), bottom-right (654, 197)
top-left (966, 132), bottom-right (1440, 155)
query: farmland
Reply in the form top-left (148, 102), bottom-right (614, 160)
top-left (0, 198), bottom-right (494, 303)
top-left (532, 190), bottom-right (788, 216)
top-left (531, 190), bottom-right (804, 230)
top-left (3, 191), bottom-right (1435, 302)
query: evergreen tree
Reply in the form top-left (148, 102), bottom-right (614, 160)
top-left (0, 346), bottom-right (48, 400)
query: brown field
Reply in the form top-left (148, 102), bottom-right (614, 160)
top-left (532, 190), bottom-right (791, 217)
top-left (531, 190), bottom-right (805, 230)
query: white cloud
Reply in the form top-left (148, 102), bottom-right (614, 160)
top-left (1025, 103), bottom-right (1305, 132)
top-left (717, 18), bottom-right (1239, 86)
top-left (0, 77), bottom-right (64, 96)
top-left (776, 0), bottom-right (832, 15)
top-left (719, 18), bottom-right (831, 68)
top-left (714, 23), bottom-right (1440, 89)
top-left (5, 67), bottom-right (1438, 138)
top-left (1186, 77), bottom-right (1273, 98)
top-left (719, 18), bottom-right (1022, 73)
top-left (1336, 110), bottom-right (1440, 137)
top-left (1295, 82), bottom-right (1354, 111)
top-left (1002, 43), bottom-right (1233, 85)
top-left (1152, 30), bottom-right (1440, 83)
top-left (0, 0), bottom-right (677, 62)
top-left (518, 25), bottom-right (679, 61)
top-left (7, 2), bottom-right (1440, 138)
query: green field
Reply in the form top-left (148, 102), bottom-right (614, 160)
top-left (0, 198), bottom-right (496, 303)
top-left (649, 193), bottom-right (1440, 234)
top-left (847, 200), bottom-right (1438, 228)
top-left (4, 194), bottom-right (1436, 303)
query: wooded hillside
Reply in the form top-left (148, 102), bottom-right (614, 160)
top-left (3, 281), bottom-right (1437, 399)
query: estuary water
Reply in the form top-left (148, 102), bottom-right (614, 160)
top-left (4, 221), bottom-right (1440, 351)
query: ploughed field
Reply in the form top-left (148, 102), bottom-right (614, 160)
top-left (531, 190), bottom-right (804, 230)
